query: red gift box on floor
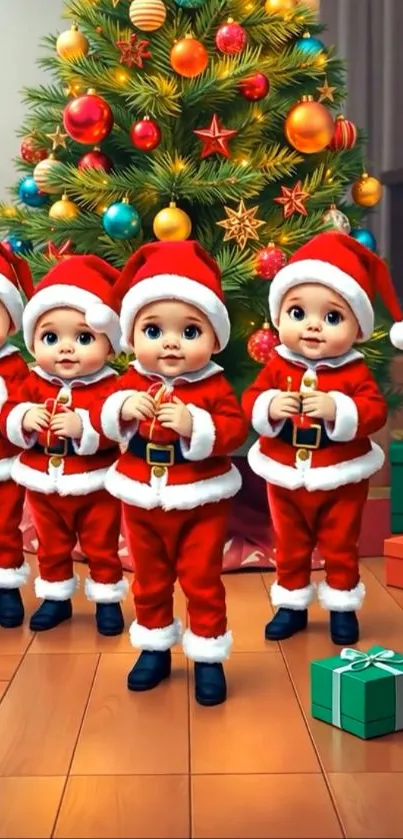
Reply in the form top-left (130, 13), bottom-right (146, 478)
top-left (383, 535), bottom-right (403, 589)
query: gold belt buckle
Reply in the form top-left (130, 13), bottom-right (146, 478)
top-left (146, 442), bottom-right (175, 467)
top-left (44, 438), bottom-right (68, 457)
top-left (292, 422), bottom-right (321, 450)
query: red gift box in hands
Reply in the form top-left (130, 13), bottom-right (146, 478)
top-left (138, 382), bottom-right (178, 445)
top-left (37, 397), bottom-right (69, 450)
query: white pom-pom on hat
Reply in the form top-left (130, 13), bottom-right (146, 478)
top-left (390, 322), bottom-right (403, 350)
top-left (86, 303), bottom-right (114, 333)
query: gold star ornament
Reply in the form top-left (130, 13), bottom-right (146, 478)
top-left (46, 126), bottom-right (68, 150)
top-left (111, 0), bottom-right (120, 6)
top-left (317, 77), bottom-right (336, 103)
top-left (217, 199), bottom-right (265, 250)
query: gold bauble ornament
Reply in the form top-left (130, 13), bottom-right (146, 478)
top-left (49, 193), bottom-right (80, 221)
top-left (129, 0), bottom-right (166, 32)
top-left (351, 172), bottom-right (383, 208)
top-left (153, 202), bottom-right (192, 241)
top-left (285, 95), bottom-right (334, 154)
top-left (264, 0), bottom-right (295, 16)
top-left (33, 155), bottom-right (63, 194)
top-left (95, 200), bottom-right (109, 216)
top-left (56, 24), bottom-right (90, 61)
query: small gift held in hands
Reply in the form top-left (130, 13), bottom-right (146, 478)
top-left (37, 396), bottom-right (70, 453)
top-left (137, 382), bottom-right (176, 445)
top-left (311, 645), bottom-right (403, 739)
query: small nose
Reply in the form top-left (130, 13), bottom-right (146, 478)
top-left (59, 339), bottom-right (74, 353)
top-left (306, 316), bottom-right (322, 332)
top-left (163, 332), bottom-right (180, 348)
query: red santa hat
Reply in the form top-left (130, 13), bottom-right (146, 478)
top-left (22, 254), bottom-right (121, 354)
top-left (0, 243), bottom-right (34, 334)
top-left (115, 240), bottom-right (231, 352)
top-left (269, 231), bottom-right (403, 347)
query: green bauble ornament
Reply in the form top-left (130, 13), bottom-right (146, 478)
top-left (174, 0), bottom-right (206, 7)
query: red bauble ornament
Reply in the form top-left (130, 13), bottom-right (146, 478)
top-left (215, 19), bottom-right (247, 55)
top-left (20, 136), bottom-right (48, 164)
top-left (255, 243), bottom-right (287, 280)
top-left (130, 117), bottom-right (161, 151)
top-left (78, 149), bottom-right (113, 172)
top-left (247, 323), bottom-right (279, 364)
top-left (328, 114), bottom-right (357, 151)
top-left (63, 91), bottom-right (114, 145)
top-left (238, 72), bottom-right (270, 101)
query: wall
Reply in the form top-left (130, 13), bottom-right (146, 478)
top-left (0, 0), bottom-right (64, 199)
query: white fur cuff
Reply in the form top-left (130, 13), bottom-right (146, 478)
top-left (34, 573), bottom-right (79, 601)
top-left (271, 580), bottom-right (316, 610)
top-left (0, 561), bottom-right (30, 589)
top-left (85, 576), bottom-right (129, 603)
top-left (182, 627), bottom-right (233, 662)
top-left (6, 402), bottom-right (37, 449)
top-left (251, 390), bottom-right (284, 438)
top-left (129, 618), bottom-right (182, 650)
top-left (72, 409), bottom-right (100, 456)
top-left (180, 404), bottom-right (215, 460)
top-left (100, 390), bottom-right (138, 443)
top-left (317, 580), bottom-right (366, 611)
top-left (325, 391), bottom-right (358, 442)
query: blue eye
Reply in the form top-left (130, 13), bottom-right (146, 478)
top-left (288, 306), bottom-right (305, 321)
top-left (76, 332), bottom-right (95, 345)
top-left (183, 325), bottom-right (201, 340)
top-left (42, 331), bottom-right (58, 345)
top-left (144, 325), bottom-right (162, 340)
top-left (325, 311), bottom-right (343, 326)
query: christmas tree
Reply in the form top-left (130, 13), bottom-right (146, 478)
top-left (0, 0), bottom-right (398, 405)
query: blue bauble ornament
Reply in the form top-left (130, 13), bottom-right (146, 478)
top-left (295, 34), bottom-right (325, 58)
top-left (350, 227), bottom-right (377, 252)
top-left (174, 0), bottom-right (206, 6)
top-left (6, 234), bottom-right (33, 255)
top-left (18, 176), bottom-right (48, 208)
top-left (102, 201), bottom-right (141, 240)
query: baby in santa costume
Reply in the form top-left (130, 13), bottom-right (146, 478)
top-left (1, 255), bottom-right (128, 635)
top-left (242, 231), bottom-right (394, 646)
top-left (0, 245), bottom-right (34, 629)
top-left (90, 240), bottom-right (248, 706)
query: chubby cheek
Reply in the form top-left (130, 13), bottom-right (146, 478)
top-left (184, 338), bottom-right (214, 370)
top-left (324, 323), bottom-right (357, 353)
top-left (278, 319), bottom-right (299, 348)
top-left (133, 332), bottom-right (160, 365)
top-left (33, 342), bottom-right (55, 369)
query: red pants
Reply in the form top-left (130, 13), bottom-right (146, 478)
top-left (0, 479), bottom-right (29, 589)
top-left (27, 489), bottom-right (126, 603)
top-left (123, 500), bottom-right (233, 662)
top-left (268, 480), bottom-right (369, 611)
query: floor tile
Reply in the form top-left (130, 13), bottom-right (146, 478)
top-left (329, 773), bottom-right (403, 838)
top-left (54, 775), bottom-right (189, 839)
top-left (0, 653), bottom-right (98, 775)
top-left (363, 557), bottom-right (403, 609)
top-left (224, 573), bottom-right (278, 653)
top-left (0, 683), bottom-right (8, 701)
top-left (71, 653), bottom-right (189, 775)
top-left (191, 774), bottom-right (343, 838)
top-left (190, 652), bottom-right (320, 774)
top-left (0, 776), bottom-right (65, 838)
top-left (0, 655), bottom-right (21, 680)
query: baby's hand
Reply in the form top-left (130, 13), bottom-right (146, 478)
top-left (269, 392), bottom-right (300, 421)
top-left (50, 410), bottom-right (83, 439)
top-left (121, 392), bottom-right (156, 422)
top-left (158, 397), bottom-right (193, 437)
top-left (302, 391), bottom-right (336, 421)
top-left (22, 405), bottom-right (51, 433)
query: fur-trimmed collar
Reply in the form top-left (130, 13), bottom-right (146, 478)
top-left (0, 343), bottom-right (19, 359)
top-left (32, 364), bottom-right (117, 387)
top-left (275, 344), bottom-right (364, 370)
top-left (131, 358), bottom-right (223, 385)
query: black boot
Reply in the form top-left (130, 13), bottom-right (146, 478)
top-left (95, 602), bottom-right (124, 636)
top-left (330, 611), bottom-right (359, 645)
top-left (127, 650), bottom-right (171, 691)
top-left (194, 662), bottom-right (227, 706)
top-left (29, 599), bottom-right (72, 631)
top-left (265, 607), bottom-right (308, 641)
top-left (0, 588), bottom-right (24, 628)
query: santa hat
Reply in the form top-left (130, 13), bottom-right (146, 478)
top-left (269, 231), bottom-right (403, 347)
top-left (22, 254), bottom-right (121, 354)
top-left (115, 240), bottom-right (231, 352)
top-left (0, 243), bottom-right (34, 334)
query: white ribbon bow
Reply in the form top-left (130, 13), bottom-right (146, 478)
top-left (339, 647), bottom-right (403, 671)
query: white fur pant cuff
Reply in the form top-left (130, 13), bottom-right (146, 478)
top-left (0, 561), bottom-right (30, 589)
top-left (85, 576), bottom-right (129, 603)
top-left (129, 618), bottom-right (182, 651)
top-left (182, 628), bottom-right (233, 662)
top-left (271, 581), bottom-right (316, 610)
top-left (317, 580), bottom-right (366, 611)
top-left (34, 574), bottom-right (79, 601)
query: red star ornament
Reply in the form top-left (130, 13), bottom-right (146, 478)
top-left (193, 114), bottom-right (237, 159)
top-left (116, 33), bottom-right (151, 69)
top-left (46, 240), bottom-right (73, 260)
top-left (274, 181), bottom-right (310, 219)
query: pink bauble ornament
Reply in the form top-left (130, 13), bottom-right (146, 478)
top-left (215, 19), bottom-right (247, 55)
top-left (78, 149), bottom-right (113, 171)
top-left (247, 323), bottom-right (279, 364)
top-left (255, 243), bottom-right (287, 280)
top-left (238, 73), bottom-right (270, 101)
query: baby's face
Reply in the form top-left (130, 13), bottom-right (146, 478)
top-left (278, 283), bottom-right (360, 359)
top-left (133, 300), bottom-right (218, 377)
top-left (33, 307), bottom-right (111, 378)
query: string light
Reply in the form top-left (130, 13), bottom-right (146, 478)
top-left (114, 68), bottom-right (129, 85)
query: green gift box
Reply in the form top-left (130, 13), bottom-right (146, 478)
top-left (390, 441), bottom-right (403, 525)
top-left (311, 645), bottom-right (403, 739)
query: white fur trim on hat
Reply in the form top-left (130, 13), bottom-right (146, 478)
top-left (390, 322), bottom-right (403, 350)
top-left (269, 258), bottom-right (374, 341)
top-left (120, 274), bottom-right (231, 352)
top-left (0, 273), bottom-right (24, 334)
top-left (22, 284), bottom-right (121, 354)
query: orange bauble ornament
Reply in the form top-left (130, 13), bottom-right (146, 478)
top-left (352, 172), bottom-right (383, 208)
top-left (285, 95), bottom-right (334, 154)
top-left (170, 34), bottom-right (208, 78)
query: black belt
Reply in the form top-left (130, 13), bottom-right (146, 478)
top-left (128, 435), bottom-right (186, 465)
top-left (33, 441), bottom-right (118, 457)
top-left (278, 419), bottom-right (330, 450)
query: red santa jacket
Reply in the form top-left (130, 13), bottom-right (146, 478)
top-left (242, 345), bottom-right (388, 492)
top-left (0, 344), bottom-right (30, 482)
top-left (0, 365), bottom-right (120, 496)
top-left (90, 360), bottom-right (248, 511)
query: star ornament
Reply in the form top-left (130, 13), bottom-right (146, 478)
top-left (274, 181), bottom-right (310, 219)
top-left (46, 126), bottom-right (68, 150)
top-left (116, 33), bottom-right (151, 68)
top-left (317, 77), bottom-right (336, 103)
top-left (193, 114), bottom-right (237, 159)
top-left (217, 199), bottom-right (265, 250)
top-left (46, 240), bottom-right (73, 260)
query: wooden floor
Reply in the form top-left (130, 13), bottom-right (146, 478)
top-left (0, 556), bottom-right (403, 838)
